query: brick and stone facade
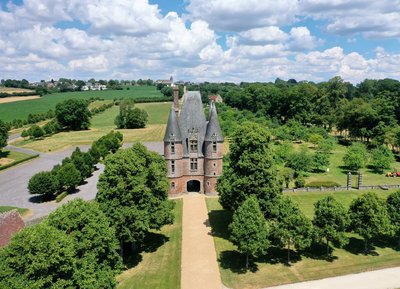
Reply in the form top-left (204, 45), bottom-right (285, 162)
top-left (164, 89), bottom-right (223, 195)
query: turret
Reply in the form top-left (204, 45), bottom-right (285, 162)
top-left (204, 101), bottom-right (224, 194)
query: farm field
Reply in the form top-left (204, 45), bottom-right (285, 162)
top-left (305, 144), bottom-right (400, 187)
top-left (0, 86), bottom-right (164, 122)
top-left (0, 95), bottom-right (40, 104)
top-left (117, 199), bottom-right (182, 289)
top-left (206, 192), bottom-right (400, 289)
top-left (0, 87), bottom-right (34, 93)
top-left (0, 150), bottom-right (38, 170)
top-left (12, 102), bottom-right (171, 152)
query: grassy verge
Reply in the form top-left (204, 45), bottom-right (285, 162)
top-left (0, 150), bottom-right (39, 171)
top-left (0, 206), bottom-right (29, 216)
top-left (117, 199), bottom-right (182, 289)
top-left (12, 102), bottom-right (171, 152)
top-left (0, 86), bottom-right (164, 122)
top-left (206, 193), bottom-right (400, 289)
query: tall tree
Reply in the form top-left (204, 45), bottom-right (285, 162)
top-left (96, 143), bottom-right (174, 248)
top-left (0, 119), bottom-right (8, 151)
top-left (349, 192), bottom-right (393, 252)
top-left (0, 224), bottom-right (76, 289)
top-left (46, 199), bottom-right (122, 288)
top-left (229, 196), bottom-right (270, 269)
top-left (370, 145), bottom-right (395, 173)
top-left (55, 99), bottom-right (91, 130)
top-left (218, 122), bottom-right (282, 218)
top-left (313, 196), bottom-right (349, 256)
top-left (387, 190), bottom-right (400, 246)
top-left (271, 197), bottom-right (313, 263)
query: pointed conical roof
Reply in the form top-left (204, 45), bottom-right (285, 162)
top-left (205, 102), bottom-right (224, 142)
top-left (164, 106), bottom-right (182, 142)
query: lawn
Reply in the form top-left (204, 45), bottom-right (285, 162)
top-left (0, 86), bottom-right (164, 122)
top-left (304, 143), bottom-right (400, 187)
top-left (0, 150), bottom-right (39, 170)
top-left (0, 206), bottom-right (29, 216)
top-left (12, 102), bottom-right (171, 152)
top-left (206, 193), bottom-right (400, 289)
top-left (116, 199), bottom-right (182, 289)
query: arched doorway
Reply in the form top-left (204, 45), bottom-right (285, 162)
top-left (187, 180), bottom-right (201, 192)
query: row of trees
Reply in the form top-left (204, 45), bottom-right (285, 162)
top-left (28, 131), bottom-right (123, 198)
top-left (218, 122), bottom-right (400, 267)
top-left (1, 143), bottom-right (175, 288)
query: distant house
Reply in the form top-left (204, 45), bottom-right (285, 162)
top-left (155, 76), bottom-right (174, 87)
top-left (208, 94), bottom-right (223, 103)
top-left (0, 210), bottom-right (25, 248)
top-left (82, 82), bottom-right (107, 91)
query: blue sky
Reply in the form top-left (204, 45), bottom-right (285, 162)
top-left (0, 0), bottom-right (399, 83)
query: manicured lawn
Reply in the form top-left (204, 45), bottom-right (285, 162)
top-left (206, 195), bottom-right (400, 289)
top-left (116, 199), bottom-right (182, 289)
top-left (12, 102), bottom-right (171, 152)
top-left (0, 206), bottom-right (29, 216)
top-left (0, 86), bottom-right (164, 122)
top-left (0, 150), bottom-right (39, 170)
top-left (304, 143), bottom-right (400, 187)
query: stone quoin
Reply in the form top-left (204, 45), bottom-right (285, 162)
top-left (164, 87), bottom-right (223, 195)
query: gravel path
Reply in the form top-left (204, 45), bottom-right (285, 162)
top-left (265, 266), bottom-right (400, 289)
top-left (181, 193), bottom-right (222, 289)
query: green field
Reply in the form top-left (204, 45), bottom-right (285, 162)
top-left (0, 206), bottom-right (29, 216)
top-left (206, 192), bottom-right (400, 289)
top-left (0, 86), bottom-right (164, 122)
top-left (13, 102), bottom-right (171, 152)
top-left (117, 199), bottom-right (182, 289)
top-left (0, 150), bottom-right (39, 170)
top-left (302, 143), bottom-right (400, 187)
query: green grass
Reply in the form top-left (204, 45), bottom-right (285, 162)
top-left (12, 102), bottom-right (171, 152)
top-left (0, 150), bottom-right (39, 170)
top-left (117, 199), bottom-right (182, 289)
top-left (206, 194), bottom-right (400, 289)
top-left (0, 206), bottom-right (29, 216)
top-left (0, 86), bottom-right (164, 122)
top-left (303, 143), bottom-right (400, 187)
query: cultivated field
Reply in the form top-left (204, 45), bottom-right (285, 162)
top-left (0, 87), bottom-right (34, 93)
top-left (13, 102), bottom-right (171, 152)
top-left (0, 95), bottom-right (40, 104)
top-left (206, 191), bottom-right (400, 289)
top-left (117, 199), bottom-right (182, 289)
top-left (0, 86), bottom-right (164, 122)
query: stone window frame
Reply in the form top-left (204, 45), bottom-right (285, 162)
top-left (189, 129), bottom-right (198, 153)
top-left (212, 133), bottom-right (217, 154)
top-left (190, 158), bottom-right (198, 171)
top-left (169, 133), bottom-right (175, 155)
top-left (171, 160), bottom-right (175, 174)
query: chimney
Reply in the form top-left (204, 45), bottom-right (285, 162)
top-left (173, 85), bottom-right (179, 113)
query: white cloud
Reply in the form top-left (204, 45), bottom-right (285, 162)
top-left (69, 55), bottom-right (109, 72)
top-left (239, 26), bottom-right (289, 44)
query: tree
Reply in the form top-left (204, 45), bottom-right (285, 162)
top-left (96, 143), bottom-right (174, 248)
top-left (313, 150), bottom-right (330, 172)
top-left (342, 142), bottom-right (368, 172)
top-left (313, 196), bottom-right (349, 256)
top-left (387, 190), bottom-right (400, 245)
top-left (46, 199), bottom-right (122, 288)
top-left (28, 171), bottom-right (59, 196)
top-left (349, 192), bottom-right (393, 252)
top-left (56, 162), bottom-right (82, 192)
top-left (94, 131), bottom-right (123, 158)
top-left (55, 99), bottom-right (91, 130)
top-left (287, 145), bottom-right (314, 173)
top-left (229, 196), bottom-right (270, 269)
top-left (0, 224), bottom-right (76, 289)
top-left (71, 148), bottom-right (92, 179)
top-left (0, 119), bottom-right (8, 151)
top-left (271, 197), bottom-right (313, 264)
top-left (28, 124), bottom-right (45, 139)
top-left (370, 146), bottom-right (395, 173)
top-left (308, 133), bottom-right (324, 148)
top-left (218, 122), bottom-right (282, 218)
top-left (115, 101), bottom-right (148, 129)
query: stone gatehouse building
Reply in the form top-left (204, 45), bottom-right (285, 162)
top-left (164, 88), bottom-right (223, 195)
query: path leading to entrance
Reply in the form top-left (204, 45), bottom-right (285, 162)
top-left (181, 194), bottom-right (222, 289)
top-left (266, 266), bottom-right (400, 289)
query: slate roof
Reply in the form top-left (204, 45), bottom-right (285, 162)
top-left (205, 102), bottom-right (224, 142)
top-left (164, 106), bottom-right (182, 142)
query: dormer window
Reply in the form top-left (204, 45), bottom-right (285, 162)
top-left (189, 129), bottom-right (198, 153)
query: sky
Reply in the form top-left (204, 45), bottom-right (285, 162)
top-left (0, 0), bottom-right (400, 83)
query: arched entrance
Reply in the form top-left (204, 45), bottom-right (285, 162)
top-left (187, 180), bottom-right (201, 192)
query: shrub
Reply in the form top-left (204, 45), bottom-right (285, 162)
top-left (295, 176), bottom-right (306, 188)
top-left (55, 191), bottom-right (68, 203)
top-left (56, 163), bottom-right (82, 192)
top-left (28, 171), bottom-right (59, 196)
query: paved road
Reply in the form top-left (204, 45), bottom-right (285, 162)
top-left (266, 266), bottom-right (400, 289)
top-left (0, 142), bottom-right (164, 222)
top-left (181, 194), bottom-right (222, 289)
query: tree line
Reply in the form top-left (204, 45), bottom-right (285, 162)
top-left (218, 122), bottom-right (400, 268)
